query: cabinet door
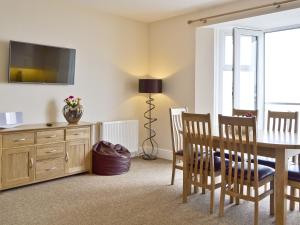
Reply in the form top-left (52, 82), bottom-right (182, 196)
top-left (2, 146), bottom-right (35, 188)
top-left (65, 139), bottom-right (89, 174)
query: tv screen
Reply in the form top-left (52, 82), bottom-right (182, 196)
top-left (8, 41), bottom-right (76, 84)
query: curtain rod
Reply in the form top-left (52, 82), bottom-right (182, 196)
top-left (187, 0), bottom-right (298, 25)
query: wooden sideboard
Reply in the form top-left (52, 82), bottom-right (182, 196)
top-left (0, 122), bottom-right (93, 190)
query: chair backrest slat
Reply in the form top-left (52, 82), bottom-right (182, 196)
top-left (169, 107), bottom-right (188, 154)
top-left (218, 115), bottom-right (258, 198)
top-left (238, 126), bottom-right (245, 195)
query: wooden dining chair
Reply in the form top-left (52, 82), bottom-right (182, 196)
top-left (169, 107), bottom-right (188, 185)
top-left (257, 110), bottom-right (299, 211)
top-left (182, 113), bottom-right (221, 214)
top-left (214, 108), bottom-right (258, 163)
top-left (232, 108), bottom-right (258, 118)
top-left (218, 115), bottom-right (275, 225)
top-left (267, 110), bottom-right (298, 166)
top-left (257, 110), bottom-right (298, 170)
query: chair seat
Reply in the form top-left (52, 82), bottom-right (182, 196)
top-left (226, 162), bottom-right (275, 181)
top-left (257, 156), bottom-right (276, 168)
top-left (288, 164), bottom-right (300, 182)
top-left (257, 157), bottom-right (297, 170)
top-left (214, 150), bottom-right (241, 161)
top-left (175, 149), bottom-right (184, 156)
top-left (190, 156), bottom-right (224, 172)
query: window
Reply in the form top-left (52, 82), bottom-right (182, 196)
top-left (216, 26), bottom-right (300, 128)
top-left (265, 28), bottom-right (300, 116)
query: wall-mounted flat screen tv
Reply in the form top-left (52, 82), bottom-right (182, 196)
top-left (8, 41), bottom-right (76, 84)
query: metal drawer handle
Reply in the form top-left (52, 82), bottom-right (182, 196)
top-left (29, 158), bottom-right (34, 168)
top-left (13, 138), bottom-right (26, 142)
top-left (46, 135), bottom-right (57, 138)
top-left (65, 152), bottom-right (69, 162)
top-left (45, 167), bottom-right (57, 171)
top-left (73, 133), bottom-right (81, 136)
top-left (46, 149), bottom-right (57, 154)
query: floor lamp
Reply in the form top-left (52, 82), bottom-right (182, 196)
top-left (139, 79), bottom-right (162, 160)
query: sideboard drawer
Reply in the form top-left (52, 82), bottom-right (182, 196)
top-left (66, 127), bottom-right (90, 140)
top-left (3, 132), bottom-right (35, 148)
top-left (37, 129), bottom-right (64, 144)
top-left (36, 143), bottom-right (65, 160)
top-left (36, 158), bottom-right (65, 181)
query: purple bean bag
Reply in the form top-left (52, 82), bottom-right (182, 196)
top-left (92, 141), bottom-right (131, 175)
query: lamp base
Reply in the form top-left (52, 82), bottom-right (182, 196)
top-left (142, 154), bottom-right (157, 160)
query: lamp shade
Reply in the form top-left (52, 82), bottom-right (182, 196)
top-left (139, 79), bottom-right (162, 93)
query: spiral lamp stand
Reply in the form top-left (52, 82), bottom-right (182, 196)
top-left (142, 93), bottom-right (158, 160)
top-left (138, 78), bottom-right (162, 161)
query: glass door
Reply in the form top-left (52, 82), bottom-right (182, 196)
top-left (233, 28), bottom-right (264, 127)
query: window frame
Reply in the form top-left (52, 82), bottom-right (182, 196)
top-left (216, 28), bottom-right (264, 128)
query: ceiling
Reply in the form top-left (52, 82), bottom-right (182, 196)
top-left (71, 0), bottom-right (238, 23)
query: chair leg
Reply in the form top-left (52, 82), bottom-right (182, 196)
top-left (230, 196), bottom-right (234, 204)
top-left (270, 180), bottom-right (274, 216)
top-left (235, 197), bottom-right (240, 205)
top-left (210, 188), bottom-right (214, 214)
top-left (290, 186), bottom-right (295, 211)
top-left (219, 185), bottom-right (225, 217)
top-left (187, 175), bottom-right (192, 196)
top-left (235, 184), bottom-right (240, 205)
top-left (194, 185), bottom-right (199, 193)
top-left (201, 176), bottom-right (206, 194)
top-left (182, 158), bottom-right (188, 203)
top-left (171, 156), bottom-right (176, 185)
top-left (254, 201), bottom-right (259, 225)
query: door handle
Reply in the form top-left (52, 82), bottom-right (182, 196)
top-left (14, 138), bottom-right (26, 142)
top-left (45, 167), bottom-right (57, 171)
top-left (46, 135), bottom-right (57, 138)
top-left (46, 149), bottom-right (57, 154)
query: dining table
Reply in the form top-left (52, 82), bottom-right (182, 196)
top-left (209, 129), bottom-right (300, 225)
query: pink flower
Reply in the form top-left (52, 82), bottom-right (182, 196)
top-left (245, 112), bottom-right (253, 117)
top-left (64, 96), bottom-right (81, 108)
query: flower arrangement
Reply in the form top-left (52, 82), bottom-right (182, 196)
top-left (244, 112), bottom-right (254, 117)
top-left (63, 95), bottom-right (83, 124)
top-left (64, 96), bottom-right (81, 108)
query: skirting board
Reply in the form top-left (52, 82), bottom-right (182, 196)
top-left (137, 146), bottom-right (172, 160)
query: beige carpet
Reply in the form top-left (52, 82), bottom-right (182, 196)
top-left (0, 158), bottom-right (299, 225)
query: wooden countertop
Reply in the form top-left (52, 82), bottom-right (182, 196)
top-left (0, 122), bottom-right (94, 133)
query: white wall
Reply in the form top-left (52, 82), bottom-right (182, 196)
top-left (195, 28), bottom-right (215, 116)
top-left (148, 0), bottom-right (300, 153)
top-left (0, 0), bottom-right (148, 131)
top-left (149, 16), bottom-right (196, 150)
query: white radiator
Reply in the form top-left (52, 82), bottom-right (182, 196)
top-left (99, 120), bottom-right (139, 153)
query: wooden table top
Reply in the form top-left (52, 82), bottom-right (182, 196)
top-left (211, 128), bottom-right (300, 149)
